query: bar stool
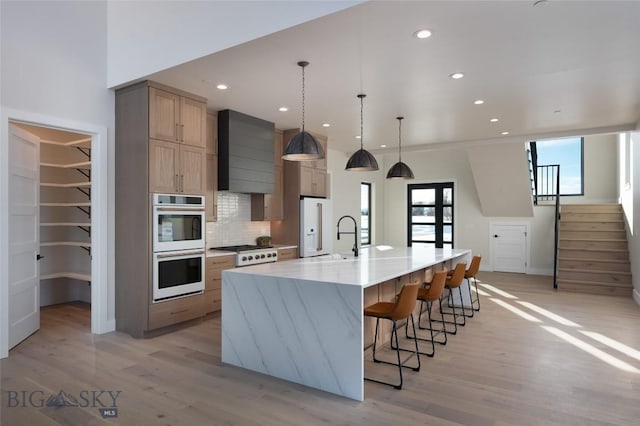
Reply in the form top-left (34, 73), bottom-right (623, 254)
top-left (405, 270), bottom-right (448, 357)
top-left (446, 256), bottom-right (482, 316)
top-left (364, 283), bottom-right (420, 390)
top-left (432, 262), bottom-right (467, 335)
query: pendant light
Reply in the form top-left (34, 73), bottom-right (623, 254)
top-left (345, 94), bottom-right (379, 171)
top-left (386, 117), bottom-right (414, 179)
top-left (282, 61), bottom-right (325, 161)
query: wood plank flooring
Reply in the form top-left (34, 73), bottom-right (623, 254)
top-left (2, 272), bottom-right (640, 425)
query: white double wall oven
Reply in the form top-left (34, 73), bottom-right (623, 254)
top-left (152, 194), bottom-right (205, 302)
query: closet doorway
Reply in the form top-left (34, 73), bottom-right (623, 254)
top-left (8, 122), bottom-right (93, 349)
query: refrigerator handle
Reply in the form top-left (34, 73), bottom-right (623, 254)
top-left (317, 202), bottom-right (323, 251)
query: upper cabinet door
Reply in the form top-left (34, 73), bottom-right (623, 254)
top-left (181, 145), bottom-right (206, 195)
top-left (149, 139), bottom-right (179, 193)
top-left (149, 88), bottom-right (180, 142)
top-left (181, 97), bottom-right (207, 148)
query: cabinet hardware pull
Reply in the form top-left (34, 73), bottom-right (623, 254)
top-left (175, 123), bottom-right (180, 142)
top-left (175, 174), bottom-right (179, 192)
top-left (181, 124), bottom-right (185, 142)
top-left (180, 174), bottom-right (184, 192)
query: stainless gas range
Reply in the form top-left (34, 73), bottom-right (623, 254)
top-left (212, 245), bottom-right (278, 267)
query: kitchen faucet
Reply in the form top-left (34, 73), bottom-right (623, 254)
top-left (336, 215), bottom-right (358, 257)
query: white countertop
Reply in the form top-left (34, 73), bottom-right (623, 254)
top-left (225, 246), bottom-right (471, 288)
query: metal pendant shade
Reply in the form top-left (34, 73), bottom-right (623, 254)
top-left (346, 94), bottom-right (379, 171)
top-left (283, 61), bottom-right (325, 161)
top-left (386, 116), bottom-right (414, 179)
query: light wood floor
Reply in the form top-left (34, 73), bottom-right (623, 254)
top-left (2, 272), bottom-right (640, 425)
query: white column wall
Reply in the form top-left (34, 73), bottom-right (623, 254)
top-left (619, 128), bottom-right (640, 304)
top-left (1, 1), bottom-right (115, 357)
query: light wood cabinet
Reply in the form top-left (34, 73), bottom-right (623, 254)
top-left (206, 113), bottom-right (218, 221)
top-left (206, 112), bottom-right (217, 155)
top-left (206, 154), bottom-right (218, 221)
top-left (149, 139), bottom-right (205, 195)
top-left (277, 247), bottom-right (298, 261)
top-left (149, 87), bottom-right (206, 148)
top-left (148, 293), bottom-right (206, 330)
top-left (270, 128), bottom-right (330, 246)
top-left (205, 255), bottom-right (235, 314)
top-left (115, 80), bottom-right (209, 337)
top-left (299, 165), bottom-right (327, 197)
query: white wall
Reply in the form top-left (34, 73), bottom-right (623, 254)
top-left (569, 133), bottom-right (618, 204)
top-left (106, 1), bottom-right (362, 87)
top-left (1, 0), bottom-right (115, 356)
top-left (619, 129), bottom-right (640, 304)
top-left (327, 148), bottom-right (386, 254)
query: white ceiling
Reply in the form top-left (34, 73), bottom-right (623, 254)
top-left (148, 1), bottom-right (640, 154)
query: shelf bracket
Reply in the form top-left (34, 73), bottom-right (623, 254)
top-left (76, 168), bottom-right (90, 179)
top-left (76, 187), bottom-right (91, 199)
top-left (78, 226), bottom-right (91, 235)
top-left (75, 146), bottom-right (91, 159)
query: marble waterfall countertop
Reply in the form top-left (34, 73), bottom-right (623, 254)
top-left (225, 246), bottom-right (471, 287)
top-left (221, 246), bottom-right (472, 400)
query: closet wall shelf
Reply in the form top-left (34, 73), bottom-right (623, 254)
top-left (41, 272), bottom-right (91, 281)
top-left (41, 241), bottom-right (91, 248)
top-left (40, 222), bottom-right (91, 227)
top-left (40, 161), bottom-right (91, 169)
top-left (40, 182), bottom-right (91, 188)
top-left (40, 137), bottom-right (91, 147)
top-left (40, 202), bottom-right (91, 207)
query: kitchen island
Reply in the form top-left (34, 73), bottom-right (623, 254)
top-left (221, 246), bottom-right (471, 401)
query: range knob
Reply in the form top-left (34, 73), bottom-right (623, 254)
top-left (266, 253), bottom-right (272, 258)
top-left (248, 255), bottom-right (253, 261)
top-left (242, 256), bottom-right (248, 261)
top-left (261, 254), bottom-right (266, 259)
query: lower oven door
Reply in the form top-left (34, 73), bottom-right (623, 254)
top-left (153, 250), bottom-right (205, 302)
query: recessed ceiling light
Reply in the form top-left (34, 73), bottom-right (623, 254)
top-left (490, 118), bottom-right (499, 123)
top-left (278, 107), bottom-right (288, 112)
top-left (554, 109), bottom-right (561, 113)
top-left (322, 123), bottom-right (331, 127)
top-left (380, 144), bottom-right (387, 148)
top-left (473, 100), bottom-right (484, 105)
top-left (355, 135), bottom-right (361, 139)
top-left (501, 131), bottom-right (510, 135)
top-left (414, 29), bottom-right (432, 39)
top-left (450, 72), bottom-right (464, 79)
top-left (216, 84), bottom-right (228, 90)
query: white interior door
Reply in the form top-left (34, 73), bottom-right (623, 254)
top-left (490, 223), bottom-right (527, 273)
top-left (8, 124), bottom-right (40, 349)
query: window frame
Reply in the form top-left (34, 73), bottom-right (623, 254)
top-left (407, 182), bottom-right (454, 249)
top-left (360, 182), bottom-right (372, 246)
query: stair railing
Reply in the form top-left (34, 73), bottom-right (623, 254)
top-left (551, 165), bottom-right (560, 289)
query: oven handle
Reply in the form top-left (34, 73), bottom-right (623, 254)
top-left (155, 206), bottom-right (205, 212)
top-left (155, 250), bottom-right (205, 259)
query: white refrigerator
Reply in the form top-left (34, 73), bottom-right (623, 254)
top-left (300, 198), bottom-right (333, 257)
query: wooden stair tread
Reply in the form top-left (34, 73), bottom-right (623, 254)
top-left (558, 257), bottom-right (629, 264)
top-left (558, 247), bottom-right (627, 253)
top-left (559, 237), bottom-right (626, 242)
top-left (558, 267), bottom-right (631, 276)
top-left (557, 278), bottom-right (632, 288)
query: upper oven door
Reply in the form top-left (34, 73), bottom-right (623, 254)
top-left (153, 206), bottom-right (205, 252)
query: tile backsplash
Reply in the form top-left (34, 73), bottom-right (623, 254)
top-left (206, 191), bottom-right (271, 248)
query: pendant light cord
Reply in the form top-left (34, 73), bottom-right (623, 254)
top-left (397, 117), bottom-right (404, 162)
top-left (360, 95), bottom-right (364, 150)
top-left (301, 63), bottom-right (306, 133)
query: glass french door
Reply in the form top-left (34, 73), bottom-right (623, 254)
top-left (408, 182), bottom-right (454, 248)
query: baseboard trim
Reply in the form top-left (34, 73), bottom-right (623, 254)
top-left (633, 288), bottom-right (640, 307)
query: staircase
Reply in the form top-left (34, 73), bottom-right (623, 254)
top-left (557, 204), bottom-right (632, 296)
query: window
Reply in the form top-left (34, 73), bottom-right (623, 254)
top-left (534, 137), bottom-right (584, 196)
top-left (361, 183), bottom-right (371, 245)
top-left (408, 182), bottom-right (454, 248)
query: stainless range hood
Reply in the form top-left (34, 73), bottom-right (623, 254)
top-left (217, 109), bottom-right (275, 194)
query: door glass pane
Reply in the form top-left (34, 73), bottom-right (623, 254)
top-left (443, 207), bottom-right (453, 223)
top-left (412, 241), bottom-right (435, 249)
top-left (412, 225), bottom-right (435, 241)
top-left (443, 225), bottom-right (452, 243)
top-left (443, 188), bottom-right (453, 204)
top-left (412, 189), bottom-right (435, 205)
top-left (412, 207), bottom-right (435, 223)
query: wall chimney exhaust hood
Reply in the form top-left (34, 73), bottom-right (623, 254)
top-left (218, 109), bottom-right (275, 194)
